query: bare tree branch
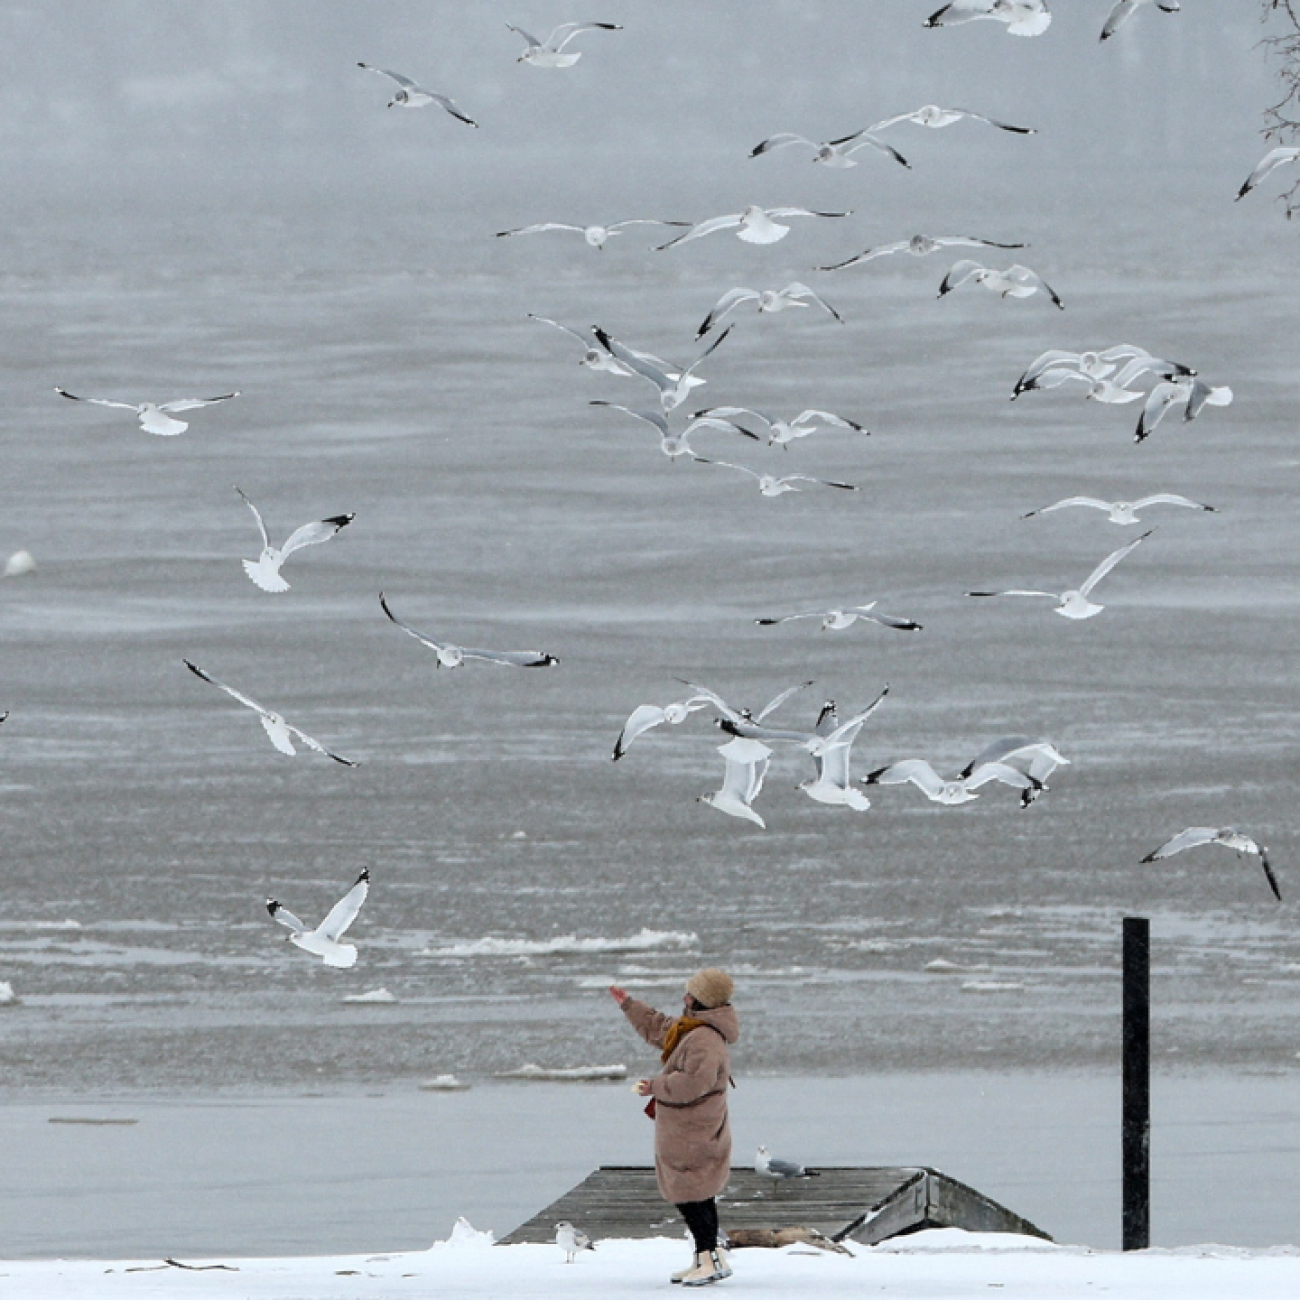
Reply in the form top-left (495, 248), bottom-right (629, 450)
top-left (1261, 0), bottom-right (1300, 214)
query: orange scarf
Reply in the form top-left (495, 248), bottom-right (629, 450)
top-left (660, 1015), bottom-right (708, 1063)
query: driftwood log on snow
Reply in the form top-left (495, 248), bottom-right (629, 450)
top-left (725, 1226), bottom-right (854, 1256)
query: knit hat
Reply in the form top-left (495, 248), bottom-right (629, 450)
top-left (687, 967), bottom-right (734, 1009)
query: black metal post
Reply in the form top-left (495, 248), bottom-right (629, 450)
top-left (1122, 916), bottom-right (1150, 1251)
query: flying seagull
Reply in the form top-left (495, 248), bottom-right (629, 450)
top-left (755, 1146), bottom-right (820, 1178)
top-left (1135, 378), bottom-right (1233, 443)
top-left (796, 697), bottom-right (884, 812)
top-left (696, 282), bottom-right (842, 339)
top-left (657, 205), bottom-right (850, 250)
top-left (699, 736), bottom-right (772, 828)
top-left (379, 592), bottom-right (557, 667)
top-left (755, 602), bottom-right (921, 631)
top-left (1236, 146), bottom-right (1300, 201)
top-left (967, 529), bottom-right (1152, 620)
top-left (527, 314), bottom-right (695, 383)
top-left (693, 405), bottom-right (867, 446)
top-left (677, 679), bottom-right (815, 731)
top-left (613, 692), bottom-right (716, 761)
top-left (718, 685), bottom-right (890, 760)
top-left (554, 1220), bottom-right (596, 1263)
top-left (1141, 827), bottom-right (1279, 902)
top-left (1012, 345), bottom-right (1193, 398)
top-left (589, 401), bottom-right (758, 459)
top-left (924, 0), bottom-right (1052, 37)
top-left (183, 660), bottom-right (357, 765)
top-left (506, 21), bottom-right (621, 67)
top-left (1021, 494), bottom-right (1216, 525)
top-left (939, 260), bottom-right (1063, 309)
top-left (55, 387), bottom-right (239, 437)
top-left (694, 457), bottom-right (858, 496)
top-left (267, 868), bottom-right (370, 968)
top-left (749, 128), bottom-right (909, 169)
top-left (235, 487), bottom-right (353, 593)
top-left (863, 757), bottom-right (1042, 805)
top-left (821, 233), bottom-right (1024, 272)
top-left (591, 325), bottom-right (733, 412)
top-left (496, 219), bottom-right (688, 249)
top-left (1101, 0), bottom-right (1180, 42)
top-left (356, 64), bottom-right (477, 124)
top-left (869, 104), bottom-right (1035, 134)
top-left (959, 736), bottom-right (1070, 807)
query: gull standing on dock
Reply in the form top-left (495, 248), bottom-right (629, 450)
top-left (1141, 828), bottom-right (1280, 902)
top-left (756, 1146), bottom-right (820, 1178)
top-left (554, 1221), bottom-right (596, 1263)
top-left (967, 530), bottom-right (1153, 620)
top-left (235, 488), bottom-right (354, 593)
top-left (356, 64), bottom-right (477, 124)
top-left (749, 128), bottom-right (909, 169)
top-left (657, 205), bottom-right (850, 250)
top-left (55, 387), bottom-right (240, 437)
top-left (183, 660), bottom-right (358, 765)
top-left (379, 593), bottom-right (557, 667)
top-left (267, 869), bottom-right (370, 968)
top-left (506, 22), bottom-right (621, 67)
top-left (821, 233), bottom-right (1024, 271)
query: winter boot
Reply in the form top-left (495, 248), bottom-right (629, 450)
top-left (681, 1248), bottom-right (732, 1286)
top-left (670, 1251), bottom-right (701, 1283)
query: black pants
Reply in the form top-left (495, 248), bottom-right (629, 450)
top-left (676, 1198), bottom-right (719, 1253)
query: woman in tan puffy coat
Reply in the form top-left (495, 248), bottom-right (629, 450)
top-left (610, 968), bottom-right (738, 1287)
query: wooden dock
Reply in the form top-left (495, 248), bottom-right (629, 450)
top-left (498, 1165), bottom-right (1051, 1246)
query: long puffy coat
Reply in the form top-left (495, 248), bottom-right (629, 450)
top-left (621, 997), bottom-right (739, 1204)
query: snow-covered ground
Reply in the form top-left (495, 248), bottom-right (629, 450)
top-left (6, 1225), bottom-right (1300, 1300)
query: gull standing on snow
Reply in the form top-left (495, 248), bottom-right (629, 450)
top-left (696, 282), bottom-right (843, 339)
top-left (1100, 0), bottom-right (1180, 42)
top-left (589, 402), bottom-right (758, 459)
top-left (183, 660), bottom-right (358, 765)
top-left (379, 592), bottom-right (558, 667)
top-left (55, 387), bottom-right (240, 437)
top-left (656, 205), bottom-right (850, 250)
top-left (496, 218), bottom-right (688, 249)
top-left (694, 457), bottom-right (859, 496)
top-left (612, 692), bottom-right (716, 760)
top-left (554, 1220), bottom-right (596, 1263)
top-left (967, 530), bottom-right (1152, 620)
top-left (925, 0), bottom-right (1052, 36)
top-left (755, 602), bottom-right (921, 632)
top-left (235, 487), bottom-right (354, 593)
top-left (592, 326), bottom-right (733, 412)
top-left (939, 260), bottom-right (1063, 309)
top-left (356, 64), bottom-right (477, 124)
top-left (1141, 828), bottom-right (1279, 902)
top-left (749, 128), bottom-right (909, 169)
top-left (869, 104), bottom-right (1035, 134)
top-left (1135, 378), bottom-right (1233, 443)
top-left (756, 1146), bottom-right (820, 1178)
top-left (1236, 146), bottom-right (1300, 201)
top-left (506, 21), bottom-right (621, 67)
top-left (693, 405), bottom-right (867, 447)
top-left (1022, 493), bottom-right (1216, 525)
top-left (267, 869), bottom-right (370, 968)
top-left (821, 233), bottom-right (1025, 272)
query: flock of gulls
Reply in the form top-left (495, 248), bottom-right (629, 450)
top-left (38, 5), bottom-right (1287, 983)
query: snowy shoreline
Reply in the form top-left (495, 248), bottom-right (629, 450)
top-left (6, 1226), bottom-right (1300, 1300)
